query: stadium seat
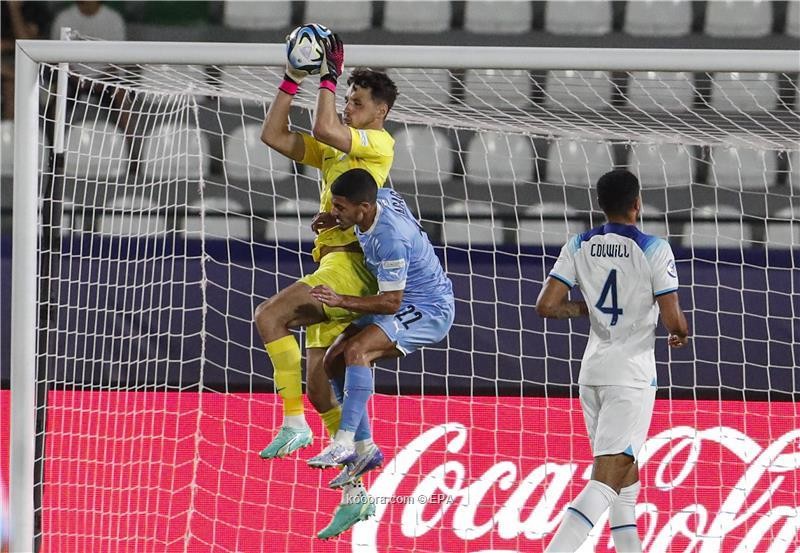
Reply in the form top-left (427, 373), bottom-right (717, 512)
top-left (383, 1), bottom-right (451, 32)
top-left (705, 0), bottom-right (772, 37)
top-left (765, 206), bottom-right (800, 248)
top-left (304, 1), bottom-right (372, 31)
top-left (790, 150), bottom-right (800, 190)
top-left (464, 1), bottom-right (533, 34)
top-left (390, 126), bottom-right (453, 185)
top-left (223, 1), bottom-right (291, 30)
top-left (787, 0), bottom-right (800, 37)
top-left (37, 198), bottom-right (84, 235)
top-left (624, 0), bottom-right (691, 36)
top-left (57, 199), bottom-right (83, 234)
top-left (387, 68), bottom-right (452, 107)
top-left (710, 139), bottom-right (778, 191)
top-left (464, 69), bottom-right (531, 108)
top-left (184, 196), bottom-right (250, 239)
top-left (545, 70), bottom-right (613, 110)
top-left (1, 120), bottom-right (13, 177)
top-left (138, 64), bottom-right (208, 98)
top-left (216, 65), bottom-right (276, 107)
top-left (710, 72), bottom-right (778, 113)
top-left (547, 138), bottom-right (614, 188)
top-left (626, 71), bottom-right (695, 112)
top-left (689, 205), bottom-right (753, 249)
top-left (442, 200), bottom-right (503, 246)
top-left (141, 122), bottom-right (210, 182)
top-left (628, 140), bottom-right (695, 188)
top-left (98, 195), bottom-right (166, 236)
top-left (545, 0), bottom-right (612, 35)
top-left (64, 119), bottom-right (130, 181)
top-left (639, 203), bottom-right (669, 240)
top-left (223, 123), bottom-right (293, 183)
top-left (465, 132), bottom-right (534, 185)
top-left (517, 202), bottom-right (583, 246)
top-left (267, 199), bottom-right (318, 243)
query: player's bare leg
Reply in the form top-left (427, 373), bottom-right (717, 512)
top-left (591, 453), bottom-right (636, 492)
top-left (318, 330), bottom-right (384, 487)
top-left (308, 325), bottom-right (398, 468)
top-left (546, 453), bottom-right (637, 552)
top-left (257, 282), bottom-right (327, 459)
top-left (314, 326), bottom-right (400, 539)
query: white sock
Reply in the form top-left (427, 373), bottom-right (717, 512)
top-left (335, 429), bottom-right (356, 447)
top-left (355, 437), bottom-right (375, 455)
top-left (546, 480), bottom-right (618, 552)
top-left (282, 414), bottom-right (307, 429)
top-left (610, 481), bottom-right (642, 553)
top-left (342, 480), bottom-right (365, 502)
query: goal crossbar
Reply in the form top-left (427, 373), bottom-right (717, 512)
top-left (16, 40), bottom-right (800, 71)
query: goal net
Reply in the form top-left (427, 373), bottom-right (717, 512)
top-left (9, 42), bottom-right (800, 552)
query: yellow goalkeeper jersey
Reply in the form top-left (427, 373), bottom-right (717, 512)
top-left (301, 127), bottom-right (395, 262)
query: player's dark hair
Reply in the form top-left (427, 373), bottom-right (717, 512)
top-left (347, 68), bottom-right (398, 112)
top-left (596, 169), bottom-right (640, 217)
top-left (331, 168), bottom-right (378, 204)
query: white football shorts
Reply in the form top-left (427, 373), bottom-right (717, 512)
top-left (579, 384), bottom-right (656, 461)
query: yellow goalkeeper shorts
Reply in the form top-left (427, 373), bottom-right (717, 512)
top-left (299, 251), bottom-right (377, 348)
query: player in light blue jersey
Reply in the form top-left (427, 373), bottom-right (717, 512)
top-left (307, 168), bottom-right (454, 483)
top-left (536, 170), bottom-right (689, 553)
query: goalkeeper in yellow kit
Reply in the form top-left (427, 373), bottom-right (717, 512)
top-left (256, 29), bottom-right (397, 537)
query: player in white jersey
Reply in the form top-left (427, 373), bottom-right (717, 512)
top-left (536, 169), bottom-right (689, 552)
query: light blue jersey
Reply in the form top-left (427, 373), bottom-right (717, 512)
top-left (357, 189), bottom-right (453, 307)
top-left (354, 188), bottom-right (454, 354)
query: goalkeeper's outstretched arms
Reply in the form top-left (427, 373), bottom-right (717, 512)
top-left (312, 33), bottom-right (352, 152)
top-left (656, 291), bottom-right (690, 348)
top-left (260, 36), bottom-right (310, 162)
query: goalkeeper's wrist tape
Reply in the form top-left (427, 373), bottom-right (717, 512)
top-left (319, 79), bottom-right (336, 93)
top-left (279, 77), bottom-right (299, 96)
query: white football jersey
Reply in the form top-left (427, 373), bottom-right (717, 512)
top-left (550, 223), bottom-right (679, 388)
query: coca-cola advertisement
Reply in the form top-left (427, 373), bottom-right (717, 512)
top-left (1, 390), bottom-right (797, 552)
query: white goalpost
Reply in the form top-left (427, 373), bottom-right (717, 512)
top-left (10, 39), bottom-right (800, 552)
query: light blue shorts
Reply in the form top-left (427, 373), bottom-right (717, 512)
top-left (355, 297), bottom-right (455, 355)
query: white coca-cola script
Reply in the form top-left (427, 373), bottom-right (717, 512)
top-left (354, 423), bottom-right (800, 552)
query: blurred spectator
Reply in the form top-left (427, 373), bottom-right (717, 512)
top-left (1, 1), bottom-right (48, 119)
top-left (50, 1), bottom-right (126, 41)
top-left (141, 1), bottom-right (210, 25)
top-left (50, 2), bottom-right (131, 139)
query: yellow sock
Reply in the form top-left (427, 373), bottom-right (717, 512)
top-left (320, 406), bottom-right (342, 438)
top-left (265, 335), bottom-right (303, 417)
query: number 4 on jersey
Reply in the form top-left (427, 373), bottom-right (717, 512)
top-left (596, 269), bottom-right (623, 326)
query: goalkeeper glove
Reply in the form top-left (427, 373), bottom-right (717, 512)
top-left (319, 33), bottom-right (344, 92)
top-left (279, 30), bottom-right (308, 96)
top-left (279, 68), bottom-right (304, 96)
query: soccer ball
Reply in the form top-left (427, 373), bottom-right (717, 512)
top-left (286, 23), bottom-right (331, 75)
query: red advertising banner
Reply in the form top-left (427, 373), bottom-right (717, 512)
top-left (1, 391), bottom-right (798, 552)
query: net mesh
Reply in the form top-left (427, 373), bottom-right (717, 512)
top-left (24, 52), bottom-right (800, 552)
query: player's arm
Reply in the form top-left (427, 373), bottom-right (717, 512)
top-left (260, 34), bottom-right (315, 162)
top-left (260, 85), bottom-right (306, 162)
top-left (651, 241), bottom-right (688, 347)
top-left (656, 292), bottom-right (689, 348)
top-left (310, 286), bottom-right (403, 315)
top-left (311, 233), bottom-right (409, 313)
top-left (311, 33), bottom-right (352, 153)
top-left (535, 277), bottom-right (589, 319)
